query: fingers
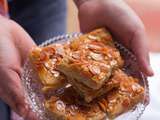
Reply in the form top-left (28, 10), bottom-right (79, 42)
top-left (10, 20), bottom-right (36, 64)
top-left (0, 17), bottom-right (36, 65)
top-left (0, 67), bottom-right (38, 120)
top-left (101, 0), bottom-right (154, 76)
top-left (99, 0), bottom-right (154, 76)
top-left (131, 30), bottom-right (154, 76)
top-left (78, 0), bottom-right (103, 33)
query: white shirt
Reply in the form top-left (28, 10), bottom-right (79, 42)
top-left (141, 53), bottom-right (160, 120)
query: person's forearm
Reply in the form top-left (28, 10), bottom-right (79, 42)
top-left (0, 0), bottom-right (8, 17)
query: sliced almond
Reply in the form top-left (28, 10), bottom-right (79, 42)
top-left (99, 63), bottom-right (111, 69)
top-left (132, 84), bottom-right (144, 94)
top-left (51, 70), bottom-right (60, 78)
top-left (51, 58), bottom-right (57, 64)
top-left (72, 51), bottom-right (81, 59)
top-left (44, 60), bottom-right (53, 69)
top-left (88, 35), bottom-right (98, 40)
top-left (88, 65), bottom-right (101, 75)
top-left (90, 52), bottom-right (104, 61)
top-left (98, 72), bottom-right (106, 80)
top-left (110, 60), bottom-right (117, 66)
top-left (55, 44), bottom-right (65, 56)
top-left (107, 53), bottom-right (112, 58)
top-left (88, 44), bottom-right (102, 51)
top-left (56, 100), bottom-right (66, 112)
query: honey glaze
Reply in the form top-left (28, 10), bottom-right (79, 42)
top-left (45, 86), bottom-right (107, 120)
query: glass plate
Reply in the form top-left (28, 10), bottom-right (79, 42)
top-left (22, 33), bottom-right (149, 120)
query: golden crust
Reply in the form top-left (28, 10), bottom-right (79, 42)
top-left (45, 86), bottom-right (107, 120)
top-left (45, 70), bottom-right (144, 119)
top-left (68, 76), bottom-right (119, 103)
top-left (29, 44), bottom-right (67, 92)
top-left (98, 70), bottom-right (144, 119)
top-left (30, 28), bottom-right (144, 120)
top-left (57, 28), bottom-right (124, 90)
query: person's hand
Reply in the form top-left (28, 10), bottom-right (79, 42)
top-left (0, 15), bottom-right (37, 120)
top-left (75, 0), bottom-right (153, 76)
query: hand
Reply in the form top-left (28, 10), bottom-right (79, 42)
top-left (0, 15), bottom-right (37, 120)
top-left (75, 0), bottom-right (153, 76)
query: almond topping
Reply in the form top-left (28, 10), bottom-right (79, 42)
top-left (99, 63), bottom-right (111, 69)
top-left (107, 53), bottom-right (112, 58)
top-left (52, 58), bottom-right (57, 63)
top-left (88, 65), bottom-right (101, 75)
top-left (72, 51), bottom-right (81, 59)
top-left (88, 44), bottom-right (102, 51)
top-left (88, 35), bottom-right (97, 40)
top-left (44, 61), bottom-right (52, 69)
top-left (89, 52), bottom-right (104, 61)
top-left (110, 60), bottom-right (117, 66)
top-left (56, 100), bottom-right (66, 112)
top-left (98, 72), bottom-right (106, 80)
top-left (51, 70), bottom-right (60, 77)
top-left (55, 44), bottom-right (65, 56)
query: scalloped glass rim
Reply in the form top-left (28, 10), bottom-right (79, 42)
top-left (22, 33), bottom-right (149, 120)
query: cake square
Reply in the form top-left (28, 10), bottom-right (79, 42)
top-left (45, 86), bottom-right (107, 120)
top-left (29, 44), bottom-right (67, 92)
top-left (44, 70), bottom-right (144, 120)
top-left (57, 28), bottom-right (124, 90)
top-left (68, 76), bottom-right (119, 103)
top-left (98, 70), bottom-right (144, 119)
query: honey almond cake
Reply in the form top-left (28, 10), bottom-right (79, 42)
top-left (29, 44), bottom-right (67, 92)
top-left (45, 70), bottom-right (144, 120)
top-left (29, 28), bottom-right (145, 120)
top-left (57, 28), bottom-right (124, 90)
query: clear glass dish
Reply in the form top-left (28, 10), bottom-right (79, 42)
top-left (22, 33), bottom-right (149, 120)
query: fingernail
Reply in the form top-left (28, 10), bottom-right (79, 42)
top-left (148, 65), bottom-right (154, 76)
top-left (141, 64), bottom-right (153, 77)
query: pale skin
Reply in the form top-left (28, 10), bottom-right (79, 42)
top-left (0, 0), bottom-right (153, 120)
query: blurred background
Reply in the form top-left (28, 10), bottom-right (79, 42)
top-left (67, 0), bottom-right (160, 52)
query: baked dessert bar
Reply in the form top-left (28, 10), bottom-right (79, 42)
top-left (44, 70), bottom-right (144, 120)
top-left (45, 86), bottom-right (107, 120)
top-left (57, 28), bottom-right (124, 90)
top-left (68, 76), bottom-right (119, 103)
top-left (29, 44), bottom-right (67, 92)
top-left (98, 70), bottom-right (144, 119)
top-left (30, 28), bottom-right (145, 119)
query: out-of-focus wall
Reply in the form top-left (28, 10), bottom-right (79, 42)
top-left (67, 0), bottom-right (160, 52)
top-left (125, 0), bottom-right (160, 52)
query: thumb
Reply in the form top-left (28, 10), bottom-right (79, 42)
top-left (11, 21), bottom-right (36, 64)
top-left (131, 30), bottom-right (154, 76)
